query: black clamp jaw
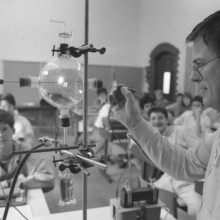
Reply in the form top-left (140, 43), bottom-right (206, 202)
top-left (52, 43), bottom-right (106, 58)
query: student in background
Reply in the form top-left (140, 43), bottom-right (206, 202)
top-left (166, 93), bottom-right (184, 118)
top-left (0, 109), bottom-right (54, 192)
top-left (93, 88), bottom-right (109, 112)
top-left (139, 94), bottom-right (155, 121)
top-left (0, 93), bottom-right (35, 146)
top-left (174, 95), bottom-right (218, 137)
top-left (154, 89), bottom-right (169, 108)
top-left (182, 91), bottom-right (193, 112)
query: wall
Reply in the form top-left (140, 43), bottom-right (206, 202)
top-left (1, 0), bottom-right (220, 104)
top-left (0, 0), bottom-right (140, 66)
top-left (138, 0), bottom-right (220, 92)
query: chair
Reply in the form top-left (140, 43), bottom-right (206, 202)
top-left (158, 188), bottom-right (178, 218)
top-left (177, 208), bottom-right (196, 220)
top-left (158, 188), bottom-right (196, 220)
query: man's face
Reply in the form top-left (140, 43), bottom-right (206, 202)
top-left (183, 96), bottom-right (191, 107)
top-left (191, 101), bottom-right (203, 112)
top-left (149, 111), bottom-right (168, 134)
top-left (190, 37), bottom-right (220, 111)
top-left (143, 102), bottom-right (153, 115)
top-left (0, 100), bottom-right (14, 114)
top-left (0, 122), bottom-right (14, 157)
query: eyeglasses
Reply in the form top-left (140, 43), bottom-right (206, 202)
top-left (189, 56), bottom-right (220, 81)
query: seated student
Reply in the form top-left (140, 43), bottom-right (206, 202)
top-left (166, 93), bottom-right (184, 118)
top-left (93, 87), bottom-right (109, 113)
top-left (154, 89), bottom-right (169, 108)
top-left (182, 91), bottom-right (193, 112)
top-left (94, 88), bottom-right (111, 129)
top-left (0, 109), bottom-right (54, 192)
top-left (88, 88), bottom-right (111, 157)
top-left (139, 95), bottom-right (154, 121)
top-left (174, 95), bottom-right (218, 137)
top-left (0, 93), bottom-right (35, 146)
top-left (139, 107), bottom-right (202, 217)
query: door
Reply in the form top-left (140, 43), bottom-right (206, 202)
top-left (154, 52), bottom-right (176, 100)
top-left (148, 43), bottom-right (179, 102)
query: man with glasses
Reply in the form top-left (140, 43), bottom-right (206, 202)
top-left (111, 11), bottom-right (220, 220)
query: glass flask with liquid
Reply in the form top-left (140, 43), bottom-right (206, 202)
top-left (58, 162), bottom-right (77, 206)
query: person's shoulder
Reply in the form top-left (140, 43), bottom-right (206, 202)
top-left (16, 113), bottom-right (31, 123)
top-left (103, 103), bottom-right (110, 108)
top-left (172, 125), bottom-right (188, 137)
top-left (174, 125), bottom-right (195, 136)
top-left (174, 110), bottom-right (191, 122)
top-left (180, 109), bottom-right (193, 117)
top-left (174, 125), bottom-right (201, 145)
top-left (15, 140), bottom-right (32, 151)
top-left (203, 107), bottom-right (218, 115)
top-left (173, 125), bottom-right (185, 132)
top-left (99, 103), bottom-right (110, 111)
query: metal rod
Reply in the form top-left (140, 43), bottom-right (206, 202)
top-left (83, 1), bottom-right (89, 220)
top-left (12, 146), bottom-right (79, 154)
top-left (60, 150), bottom-right (75, 157)
top-left (76, 154), bottom-right (107, 169)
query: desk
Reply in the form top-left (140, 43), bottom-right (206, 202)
top-left (30, 206), bottom-right (176, 220)
top-left (27, 188), bottom-right (50, 216)
top-left (0, 188), bottom-right (50, 220)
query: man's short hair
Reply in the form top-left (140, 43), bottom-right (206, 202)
top-left (148, 106), bottom-right (168, 119)
top-left (0, 109), bottom-right (14, 129)
top-left (0, 93), bottom-right (16, 106)
top-left (139, 95), bottom-right (154, 110)
top-left (192, 95), bottom-right (204, 106)
top-left (186, 11), bottom-right (220, 56)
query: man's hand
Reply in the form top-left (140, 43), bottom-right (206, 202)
top-left (111, 87), bottom-right (142, 130)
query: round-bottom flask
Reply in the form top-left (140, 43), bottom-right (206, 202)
top-left (58, 162), bottom-right (77, 206)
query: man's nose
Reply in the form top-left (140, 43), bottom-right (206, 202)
top-left (153, 119), bottom-right (159, 124)
top-left (189, 70), bottom-right (202, 82)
